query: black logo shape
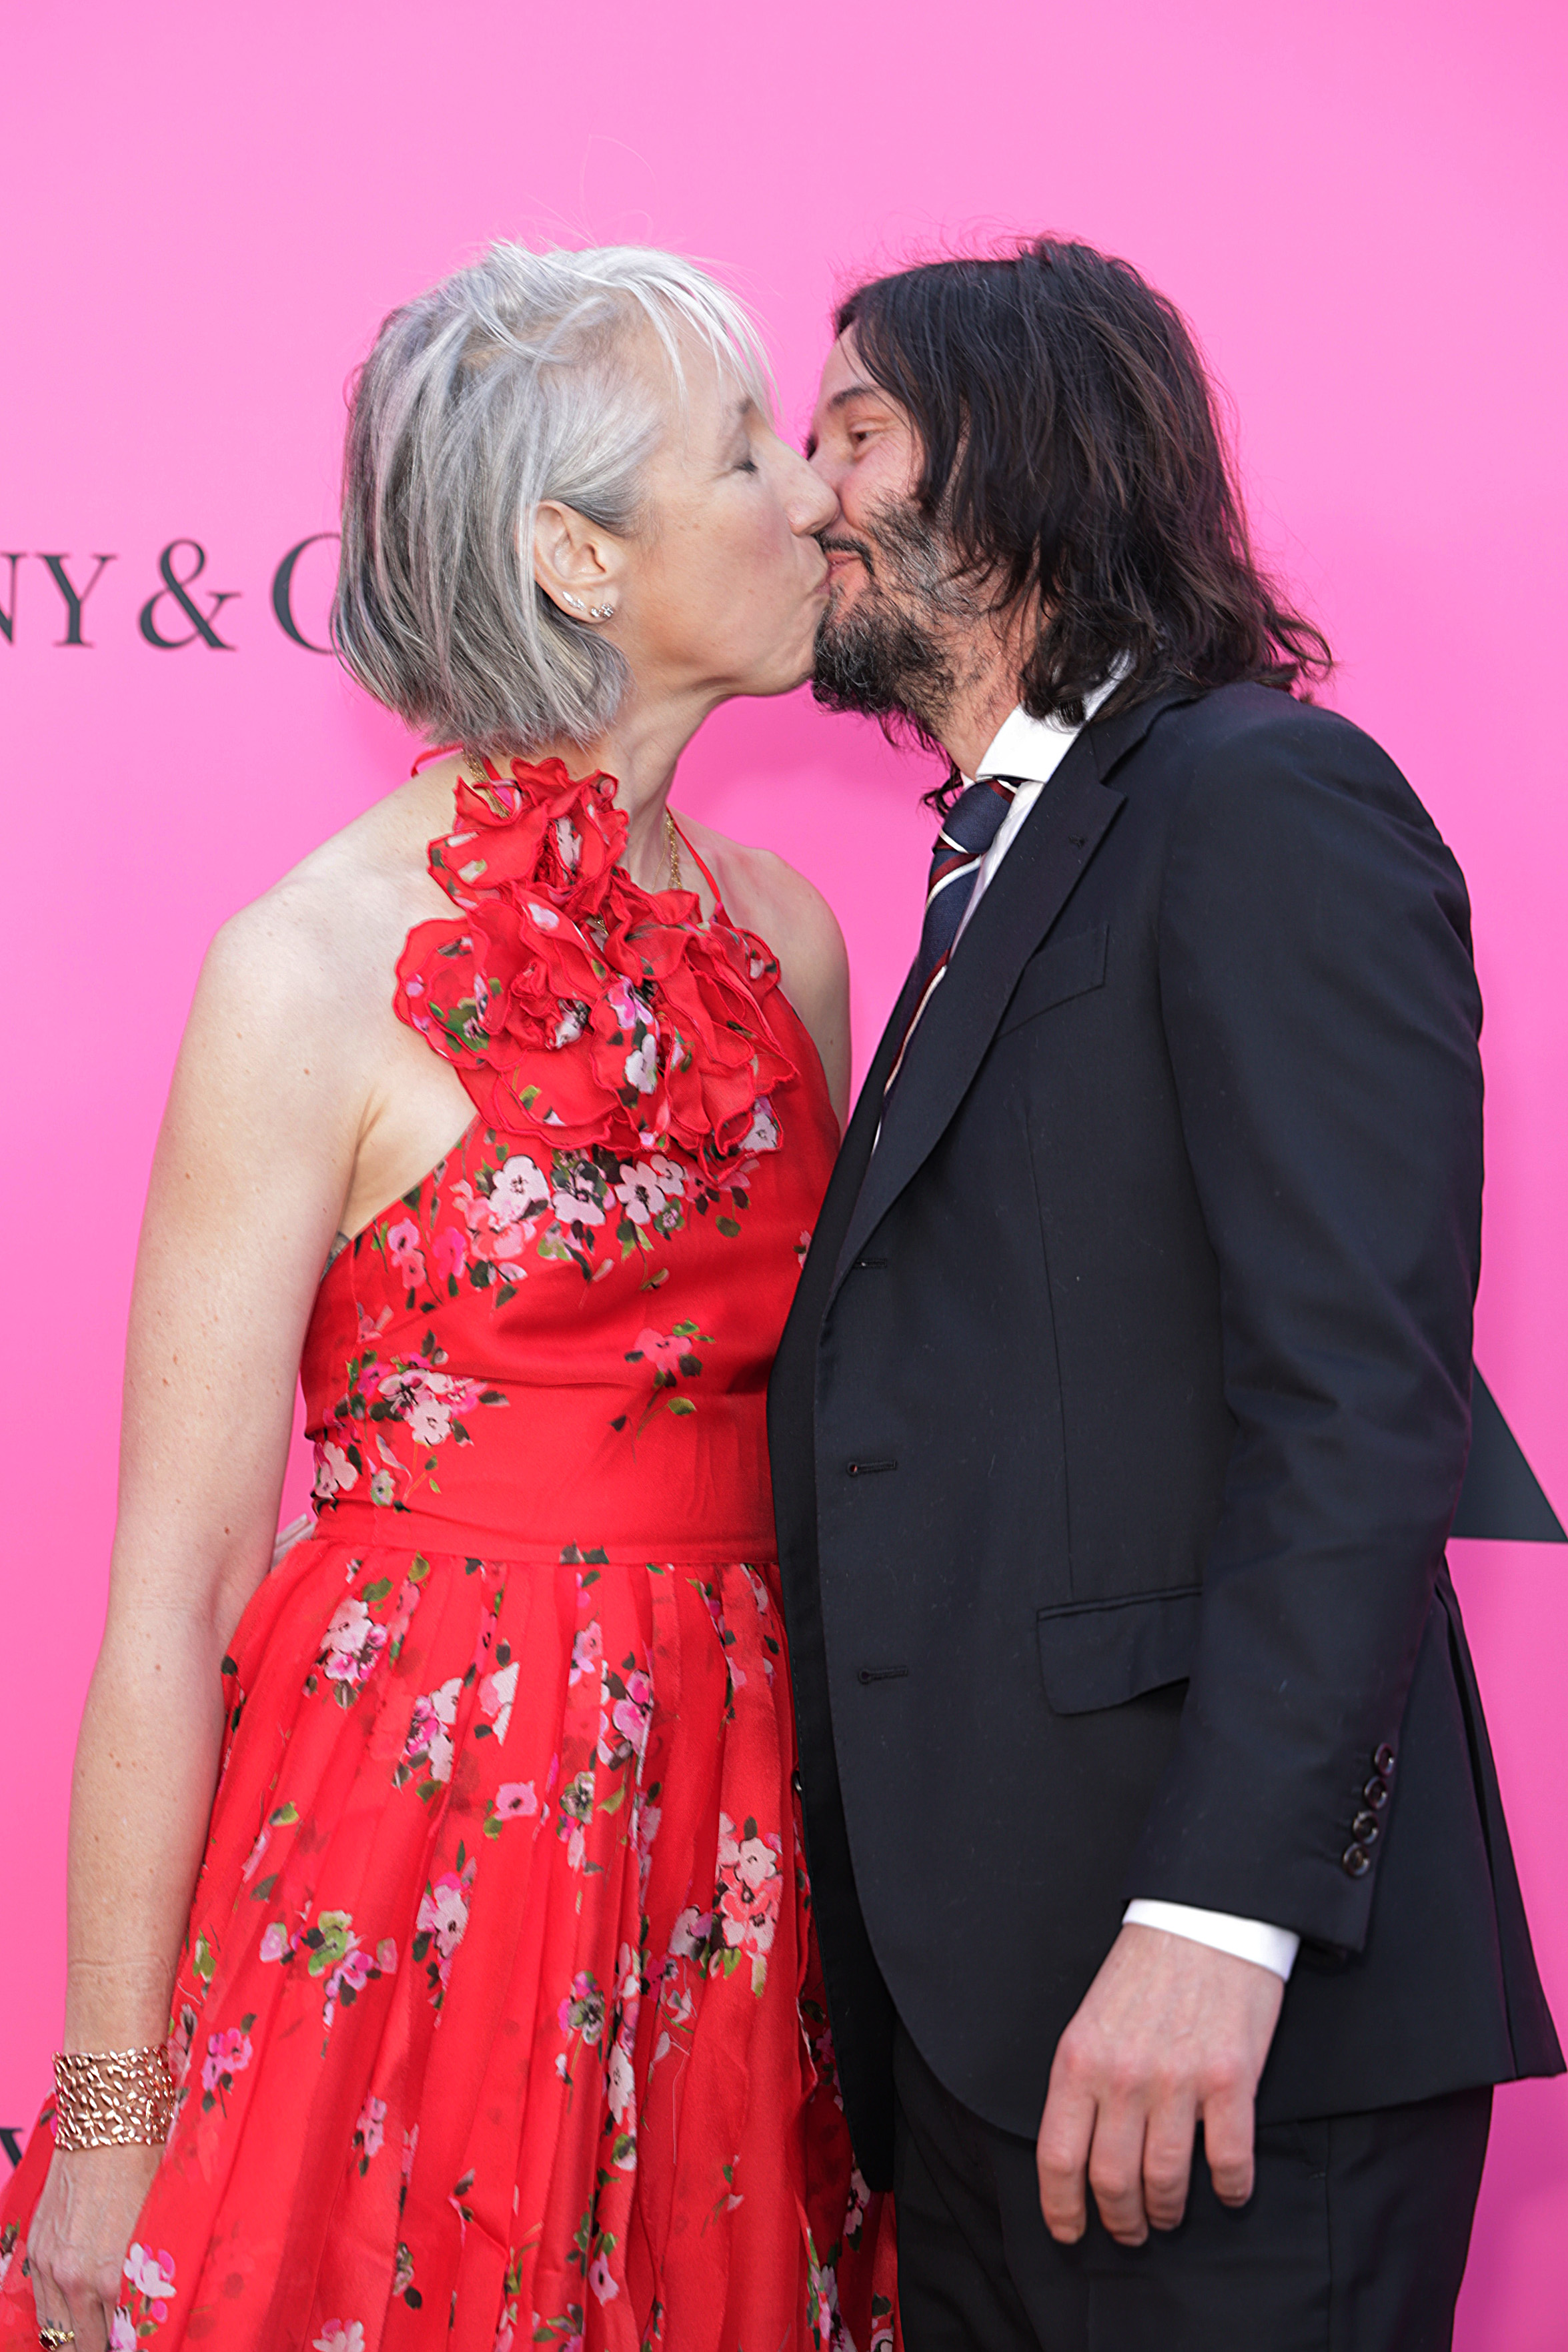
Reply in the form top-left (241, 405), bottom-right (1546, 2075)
top-left (37, 552), bottom-right (116, 646)
top-left (1452, 1370), bottom-right (1565, 1542)
top-left (271, 533), bottom-right (338, 653)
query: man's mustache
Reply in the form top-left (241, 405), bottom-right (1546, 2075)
top-left (818, 534), bottom-right (876, 578)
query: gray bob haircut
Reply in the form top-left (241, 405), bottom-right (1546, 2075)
top-left (332, 242), bottom-right (772, 754)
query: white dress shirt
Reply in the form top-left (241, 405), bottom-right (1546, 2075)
top-left (960, 698), bottom-right (1300, 1984)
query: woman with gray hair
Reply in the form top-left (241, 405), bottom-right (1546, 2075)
top-left (2, 245), bottom-right (897, 2352)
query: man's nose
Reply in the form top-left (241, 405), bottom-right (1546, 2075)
top-left (806, 476), bottom-right (840, 536)
top-left (806, 436), bottom-right (840, 490)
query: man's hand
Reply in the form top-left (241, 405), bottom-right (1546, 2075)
top-left (1036, 1923), bottom-right (1285, 2247)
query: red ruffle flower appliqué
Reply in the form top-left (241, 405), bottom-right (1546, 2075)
top-left (395, 756), bottom-right (798, 1171)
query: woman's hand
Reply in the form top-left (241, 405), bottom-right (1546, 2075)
top-left (27, 2143), bottom-right (161, 2351)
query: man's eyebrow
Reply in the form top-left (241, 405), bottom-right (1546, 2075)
top-left (805, 380), bottom-right (888, 457)
top-left (805, 380), bottom-right (889, 454)
top-left (825, 380), bottom-right (884, 413)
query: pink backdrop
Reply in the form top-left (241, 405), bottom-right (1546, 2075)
top-left (3, 3), bottom-right (1565, 2339)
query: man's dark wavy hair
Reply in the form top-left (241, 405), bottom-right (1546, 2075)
top-left (835, 239), bottom-right (1332, 727)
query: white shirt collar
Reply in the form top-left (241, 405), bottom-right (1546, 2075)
top-left (972, 668), bottom-right (1125, 784)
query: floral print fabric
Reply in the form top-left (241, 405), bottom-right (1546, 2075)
top-left (0, 764), bottom-right (896, 2351)
top-left (396, 755), bottom-right (798, 1171)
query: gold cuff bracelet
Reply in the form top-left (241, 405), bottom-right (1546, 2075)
top-left (51, 2046), bottom-right (175, 2152)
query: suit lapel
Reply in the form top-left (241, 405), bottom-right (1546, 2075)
top-left (792, 962), bottom-right (920, 1326)
top-left (825, 688), bottom-right (1197, 1305)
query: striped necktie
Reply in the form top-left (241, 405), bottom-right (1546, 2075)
top-left (885, 774), bottom-right (1021, 1095)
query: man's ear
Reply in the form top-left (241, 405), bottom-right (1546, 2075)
top-left (532, 500), bottom-right (625, 620)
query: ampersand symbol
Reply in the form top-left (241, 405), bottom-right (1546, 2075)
top-left (137, 539), bottom-right (239, 649)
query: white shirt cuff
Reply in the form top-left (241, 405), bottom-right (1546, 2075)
top-left (1123, 1899), bottom-right (1300, 1981)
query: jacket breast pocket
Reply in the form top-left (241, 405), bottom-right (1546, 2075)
top-left (1036, 1584), bottom-right (1201, 1715)
top-left (996, 924), bottom-right (1108, 1037)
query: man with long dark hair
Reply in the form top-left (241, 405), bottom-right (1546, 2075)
top-left (768, 240), bottom-right (1561, 2346)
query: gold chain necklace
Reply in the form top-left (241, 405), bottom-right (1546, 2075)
top-left (617, 809), bottom-right (684, 895)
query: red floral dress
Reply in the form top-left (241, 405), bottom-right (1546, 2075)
top-left (0, 759), bottom-right (898, 2352)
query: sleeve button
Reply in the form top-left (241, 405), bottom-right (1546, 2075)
top-left (1363, 1776), bottom-right (1390, 1810)
top-left (1351, 1811), bottom-right (1381, 1843)
top-left (1374, 1742), bottom-right (1397, 1777)
top-left (1343, 1842), bottom-right (1372, 1878)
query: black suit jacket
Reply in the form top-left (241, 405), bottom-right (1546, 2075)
top-left (768, 682), bottom-right (1561, 2190)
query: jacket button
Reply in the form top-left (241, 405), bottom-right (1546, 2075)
top-left (1351, 1811), bottom-right (1381, 1843)
top-left (1343, 1842), bottom-right (1372, 1878)
top-left (1363, 1776), bottom-right (1390, 1810)
top-left (1374, 1742), bottom-right (1397, 1777)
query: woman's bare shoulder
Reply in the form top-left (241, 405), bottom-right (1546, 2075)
top-left (177, 758), bottom-right (478, 1238)
top-left (676, 814), bottom-right (852, 1119)
top-left (200, 769), bottom-right (454, 1039)
top-left (678, 816), bottom-right (846, 981)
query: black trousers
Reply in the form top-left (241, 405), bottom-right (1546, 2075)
top-left (892, 2022), bottom-right (1492, 2352)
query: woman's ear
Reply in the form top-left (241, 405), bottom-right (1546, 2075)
top-left (532, 500), bottom-right (625, 622)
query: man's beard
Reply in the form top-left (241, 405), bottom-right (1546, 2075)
top-left (810, 494), bottom-right (973, 742)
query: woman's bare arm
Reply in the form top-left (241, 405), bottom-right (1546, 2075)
top-left (69, 899), bottom-right (363, 2042)
top-left (30, 893), bottom-right (366, 2343)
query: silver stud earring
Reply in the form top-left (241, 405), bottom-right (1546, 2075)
top-left (589, 602), bottom-right (616, 620)
top-left (560, 591), bottom-right (587, 611)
